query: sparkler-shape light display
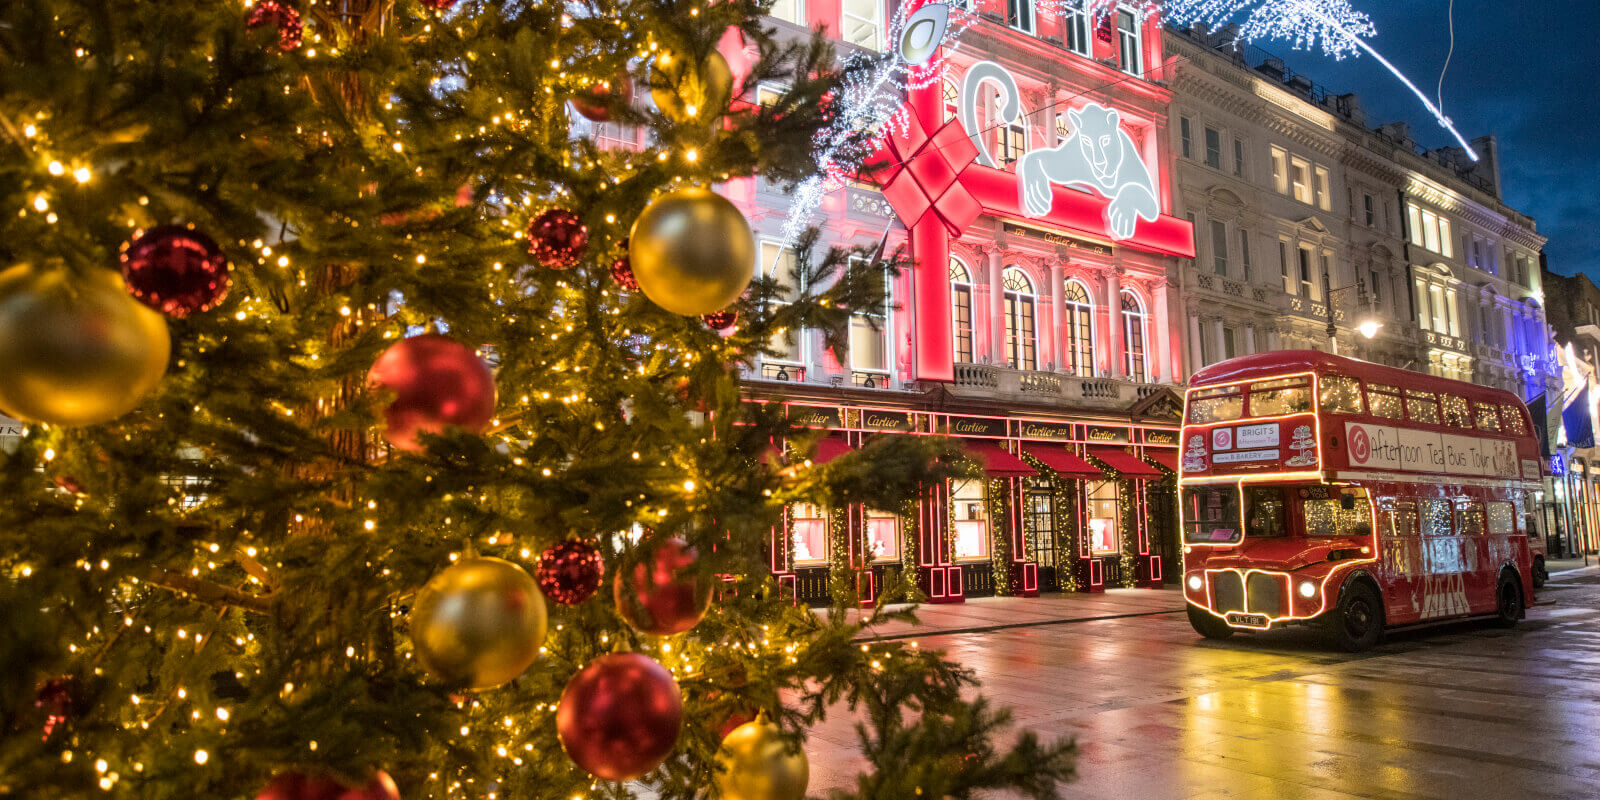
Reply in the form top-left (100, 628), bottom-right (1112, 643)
top-left (1162, 0), bottom-right (1479, 160)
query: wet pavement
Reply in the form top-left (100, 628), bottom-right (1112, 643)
top-left (806, 565), bottom-right (1600, 799)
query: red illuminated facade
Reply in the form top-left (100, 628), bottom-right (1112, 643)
top-left (726, 1), bottom-right (1196, 603)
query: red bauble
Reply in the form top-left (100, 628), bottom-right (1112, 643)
top-left (570, 76), bottom-right (635, 123)
top-left (556, 653), bottom-right (683, 781)
top-left (536, 540), bottom-right (605, 605)
top-left (256, 770), bottom-right (399, 800)
top-left (366, 334), bottom-right (497, 453)
top-left (527, 209), bottom-right (589, 269)
top-left (245, 0), bottom-right (304, 51)
top-left (119, 225), bottom-right (232, 318)
top-left (34, 677), bottom-right (80, 740)
top-left (609, 255), bottom-right (640, 292)
top-left (614, 537), bottom-right (711, 635)
top-left (702, 310), bottom-right (737, 330)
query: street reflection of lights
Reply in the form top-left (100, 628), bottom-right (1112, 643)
top-left (1298, 580), bottom-right (1317, 598)
top-left (1187, 575), bottom-right (1203, 591)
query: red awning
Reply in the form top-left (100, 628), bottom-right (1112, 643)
top-left (1143, 448), bottom-right (1177, 474)
top-left (1088, 446), bottom-right (1163, 479)
top-left (965, 441), bottom-right (1036, 477)
top-left (813, 436), bottom-right (851, 465)
top-left (1021, 446), bottom-right (1104, 479)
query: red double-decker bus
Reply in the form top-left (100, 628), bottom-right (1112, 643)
top-left (1178, 351), bottom-right (1542, 651)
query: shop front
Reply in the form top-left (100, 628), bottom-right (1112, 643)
top-left (765, 401), bottom-right (1178, 605)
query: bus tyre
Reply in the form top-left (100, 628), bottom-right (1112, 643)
top-left (1327, 581), bottom-right (1384, 652)
top-left (1493, 572), bottom-right (1523, 628)
top-left (1532, 557), bottom-right (1547, 589)
top-left (1186, 605), bottom-right (1234, 640)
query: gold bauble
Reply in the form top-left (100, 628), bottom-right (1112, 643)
top-left (649, 49), bottom-right (733, 124)
top-left (0, 263), bottom-right (169, 426)
top-left (629, 188), bottom-right (754, 316)
top-left (410, 557), bottom-right (548, 690)
top-left (714, 715), bottom-right (810, 800)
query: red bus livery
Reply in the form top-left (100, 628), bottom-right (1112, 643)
top-left (1179, 351), bottom-right (1541, 651)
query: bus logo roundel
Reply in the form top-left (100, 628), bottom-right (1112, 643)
top-left (1349, 426), bottom-right (1371, 464)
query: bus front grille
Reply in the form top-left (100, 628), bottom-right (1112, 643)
top-left (1211, 572), bottom-right (1245, 614)
top-left (1246, 573), bottom-right (1288, 617)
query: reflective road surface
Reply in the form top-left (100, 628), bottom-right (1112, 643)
top-left (805, 567), bottom-right (1600, 799)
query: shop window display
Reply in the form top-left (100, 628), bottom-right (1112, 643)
top-left (866, 508), bottom-right (900, 562)
top-left (791, 502), bottom-right (829, 566)
top-left (952, 480), bottom-right (989, 560)
top-left (1086, 480), bottom-right (1119, 554)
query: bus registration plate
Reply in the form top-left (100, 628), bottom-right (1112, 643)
top-left (1225, 613), bottom-right (1268, 628)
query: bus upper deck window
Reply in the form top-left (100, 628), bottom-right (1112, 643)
top-left (1187, 386), bottom-right (1243, 424)
top-left (1367, 383), bottom-right (1403, 419)
top-left (1319, 375), bottom-right (1363, 414)
top-left (1249, 378), bottom-right (1310, 417)
top-left (1499, 404), bottom-right (1529, 435)
top-left (1442, 395), bottom-right (1472, 428)
top-left (1405, 390), bottom-right (1440, 424)
top-left (1474, 403), bottom-right (1501, 432)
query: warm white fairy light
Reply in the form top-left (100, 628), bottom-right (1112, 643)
top-left (1162, 0), bottom-right (1478, 159)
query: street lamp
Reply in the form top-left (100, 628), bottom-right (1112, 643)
top-left (1322, 261), bottom-right (1382, 355)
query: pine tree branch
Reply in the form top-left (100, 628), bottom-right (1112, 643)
top-left (142, 568), bottom-right (277, 615)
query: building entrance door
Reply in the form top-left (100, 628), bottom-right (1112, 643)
top-left (1026, 480), bottom-right (1058, 591)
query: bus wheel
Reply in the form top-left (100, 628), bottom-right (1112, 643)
top-left (1327, 582), bottom-right (1384, 652)
top-left (1532, 557), bottom-right (1547, 589)
top-left (1186, 605), bottom-right (1234, 640)
top-left (1493, 573), bottom-right (1523, 628)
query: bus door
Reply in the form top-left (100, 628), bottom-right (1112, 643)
top-left (1375, 498), bottom-right (1424, 625)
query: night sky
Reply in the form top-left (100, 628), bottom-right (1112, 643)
top-left (1240, 1), bottom-right (1600, 284)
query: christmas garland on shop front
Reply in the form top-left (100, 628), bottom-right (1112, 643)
top-left (897, 494), bottom-right (921, 603)
top-left (826, 506), bottom-right (854, 605)
top-left (1016, 450), bottom-right (1078, 593)
top-left (1082, 452), bottom-right (1139, 589)
top-left (986, 478), bottom-right (1012, 596)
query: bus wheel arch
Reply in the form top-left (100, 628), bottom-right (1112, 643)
top-left (1325, 574), bottom-right (1385, 652)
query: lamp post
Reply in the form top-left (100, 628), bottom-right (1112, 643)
top-left (1321, 261), bottom-right (1382, 355)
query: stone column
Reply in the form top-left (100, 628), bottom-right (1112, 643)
top-left (1244, 324), bottom-right (1258, 355)
top-left (1106, 267), bottom-right (1124, 379)
top-left (1212, 317), bottom-right (1227, 362)
top-left (1153, 278), bottom-right (1173, 383)
top-left (989, 248), bottom-right (1006, 366)
top-left (1051, 262), bottom-right (1067, 373)
top-left (1187, 308), bottom-right (1204, 371)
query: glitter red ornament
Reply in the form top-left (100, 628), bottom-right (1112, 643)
top-left (255, 770), bottom-right (400, 800)
top-left (245, 0), bottom-right (304, 52)
top-left (614, 536), bottom-right (712, 635)
top-left (34, 677), bottom-right (80, 741)
top-left (702, 310), bottom-right (737, 330)
top-left (119, 225), bottom-right (232, 318)
top-left (366, 334), bottom-right (497, 453)
top-left (527, 209), bottom-right (588, 269)
top-left (556, 652), bottom-right (683, 782)
top-left (609, 255), bottom-right (640, 292)
top-left (536, 540), bottom-right (605, 605)
top-left (418, 0), bottom-right (456, 9)
top-left (569, 76), bottom-right (634, 123)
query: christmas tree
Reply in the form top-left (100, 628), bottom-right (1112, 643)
top-left (0, 0), bottom-right (1075, 797)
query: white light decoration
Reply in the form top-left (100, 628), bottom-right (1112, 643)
top-left (1162, 0), bottom-right (1480, 160)
top-left (777, 1), bottom-right (976, 247)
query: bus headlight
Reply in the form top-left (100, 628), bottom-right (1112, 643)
top-left (1298, 581), bottom-right (1317, 599)
top-left (1187, 575), bottom-right (1203, 591)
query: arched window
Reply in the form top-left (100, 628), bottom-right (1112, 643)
top-left (1121, 290), bottom-right (1148, 382)
top-left (996, 98), bottom-right (1028, 164)
top-left (1063, 280), bottom-right (1095, 377)
top-left (942, 78), bottom-right (960, 123)
top-left (950, 257), bottom-right (974, 364)
top-left (1002, 267), bottom-right (1037, 371)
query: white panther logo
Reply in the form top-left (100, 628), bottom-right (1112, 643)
top-left (960, 61), bottom-right (1160, 240)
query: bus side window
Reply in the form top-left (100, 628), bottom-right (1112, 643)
top-left (1498, 404), bottom-right (1529, 435)
top-left (1473, 403), bottom-right (1501, 433)
top-left (1319, 375), bottom-right (1363, 414)
top-left (1486, 502), bottom-right (1515, 536)
top-left (1420, 499), bottom-right (1453, 536)
top-left (1442, 395), bottom-right (1472, 428)
top-left (1385, 501), bottom-right (1418, 536)
top-left (1457, 501), bottom-right (1486, 536)
top-left (1367, 384), bottom-right (1403, 419)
